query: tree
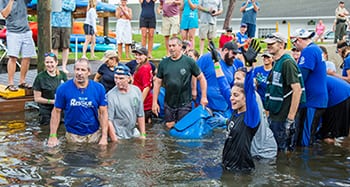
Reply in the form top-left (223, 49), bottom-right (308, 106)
top-left (223, 0), bottom-right (236, 29)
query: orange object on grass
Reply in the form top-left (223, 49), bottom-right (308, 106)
top-left (73, 22), bottom-right (116, 38)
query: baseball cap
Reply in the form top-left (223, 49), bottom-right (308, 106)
top-left (240, 23), bottom-right (247, 28)
top-left (101, 50), bottom-right (118, 62)
top-left (262, 32), bottom-right (287, 44)
top-left (114, 65), bottom-right (131, 76)
top-left (225, 27), bottom-right (233, 32)
top-left (222, 42), bottom-right (240, 53)
top-left (262, 51), bottom-right (272, 58)
top-left (290, 28), bottom-right (315, 39)
top-left (132, 47), bottom-right (148, 56)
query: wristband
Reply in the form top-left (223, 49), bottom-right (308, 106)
top-left (141, 133), bottom-right (147, 137)
top-left (214, 65), bottom-right (221, 69)
top-left (49, 133), bottom-right (57, 138)
top-left (47, 99), bottom-right (51, 104)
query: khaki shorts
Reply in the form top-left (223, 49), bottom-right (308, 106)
top-left (52, 27), bottom-right (71, 50)
top-left (65, 129), bottom-right (101, 144)
top-left (161, 15), bottom-right (180, 36)
top-left (199, 23), bottom-right (216, 40)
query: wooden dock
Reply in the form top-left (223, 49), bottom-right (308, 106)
top-left (0, 60), bottom-right (104, 113)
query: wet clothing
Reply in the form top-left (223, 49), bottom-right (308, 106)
top-left (297, 42), bottom-right (328, 146)
top-left (133, 62), bottom-right (153, 111)
top-left (55, 80), bottom-right (107, 136)
top-left (107, 85), bottom-right (144, 139)
top-left (196, 53), bottom-right (233, 112)
top-left (265, 54), bottom-right (305, 122)
top-left (33, 71), bottom-right (67, 125)
top-left (223, 112), bottom-right (258, 172)
top-left (157, 55), bottom-right (201, 108)
top-left (318, 76), bottom-right (350, 139)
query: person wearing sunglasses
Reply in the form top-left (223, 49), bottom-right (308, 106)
top-left (291, 28), bottom-right (328, 147)
top-left (263, 32), bottom-right (306, 152)
top-left (33, 53), bottom-right (67, 125)
top-left (47, 58), bottom-right (109, 147)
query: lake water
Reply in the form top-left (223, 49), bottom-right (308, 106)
top-left (0, 109), bottom-right (350, 186)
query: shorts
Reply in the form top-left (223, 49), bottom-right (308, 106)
top-left (161, 15), bottom-right (180, 36)
top-left (52, 27), bottom-right (71, 50)
top-left (6, 31), bottom-right (36, 58)
top-left (139, 16), bottom-right (156, 29)
top-left (199, 23), bottom-right (216, 40)
top-left (83, 23), bottom-right (95, 35)
top-left (164, 102), bottom-right (192, 123)
top-left (180, 14), bottom-right (198, 30)
top-left (245, 23), bottom-right (256, 38)
top-left (65, 129), bottom-right (101, 143)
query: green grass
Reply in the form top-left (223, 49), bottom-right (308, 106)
top-left (68, 34), bottom-right (221, 60)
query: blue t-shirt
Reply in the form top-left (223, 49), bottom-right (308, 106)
top-left (342, 55), bottom-right (350, 77)
top-left (236, 32), bottom-right (248, 51)
top-left (240, 1), bottom-right (260, 24)
top-left (55, 80), bottom-right (108, 136)
top-left (197, 53), bottom-right (233, 111)
top-left (326, 75), bottom-right (350, 107)
top-left (253, 65), bottom-right (271, 105)
top-left (233, 58), bottom-right (244, 71)
top-left (298, 43), bottom-right (328, 108)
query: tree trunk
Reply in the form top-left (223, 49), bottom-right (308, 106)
top-left (223, 0), bottom-right (236, 29)
top-left (37, 0), bottom-right (52, 72)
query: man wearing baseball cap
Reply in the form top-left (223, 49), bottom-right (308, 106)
top-left (106, 64), bottom-right (147, 141)
top-left (263, 32), bottom-right (305, 152)
top-left (291, 28), bottom-right (328, 147)
top-left (196, 41), bottom-right (241, 127)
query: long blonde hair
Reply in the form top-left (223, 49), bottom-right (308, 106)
top-left (87, 0), bottom-right (97, 10)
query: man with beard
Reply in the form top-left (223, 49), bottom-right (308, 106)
top-left (47, 58), bottom-right (109, 147)
top-left (152, 37), bottom-right (208, 129)
top-left (196, 41), bottom-right (241, 126)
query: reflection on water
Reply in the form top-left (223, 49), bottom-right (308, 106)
top-left (0, 109), bottom-right (349, 186)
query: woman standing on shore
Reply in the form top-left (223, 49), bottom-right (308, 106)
top-left (33, 52), bottom-right (67, 125)
top-left (82, 0), bottom-right (98, 59)
top-left (116, 0), bottom-right (133, 60)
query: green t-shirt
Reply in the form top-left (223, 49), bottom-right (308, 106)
top-left (269, 58), bottom-right (300, 122)
top-left (33, 70), bottom-right (67, 110)
top-left (157, 55), bottom-right (201, 107)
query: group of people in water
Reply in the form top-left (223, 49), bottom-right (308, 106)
top-left (29, 29), bottom-right (350, 173)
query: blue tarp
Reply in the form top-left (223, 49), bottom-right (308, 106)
top-left (28, 0), bottom-right (116, 12)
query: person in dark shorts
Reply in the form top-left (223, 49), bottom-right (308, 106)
top-left (139, 0), bottom-right (156, 58)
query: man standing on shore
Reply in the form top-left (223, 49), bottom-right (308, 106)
top-left (334, 1), bottom-right (349, 43)
top-left (0, 0), bottom-right (37, 92)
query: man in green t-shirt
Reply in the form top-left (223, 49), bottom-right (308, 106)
top-left (263, 32), bottom-right (304, 152)
top-left (152, 37), bottom-right (208, 129)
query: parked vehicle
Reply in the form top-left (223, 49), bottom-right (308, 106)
top-left (323, 30), bottom-right (350, 42)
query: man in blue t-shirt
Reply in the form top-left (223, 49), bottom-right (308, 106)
top-left (47, 59), bottom-right (109, 147)
top-left (196, 42), bottom-right (240, 121)
top-left (291, 28), bottom-right (328, 147)
top-left (239, 0), bottom-right (260, 38)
